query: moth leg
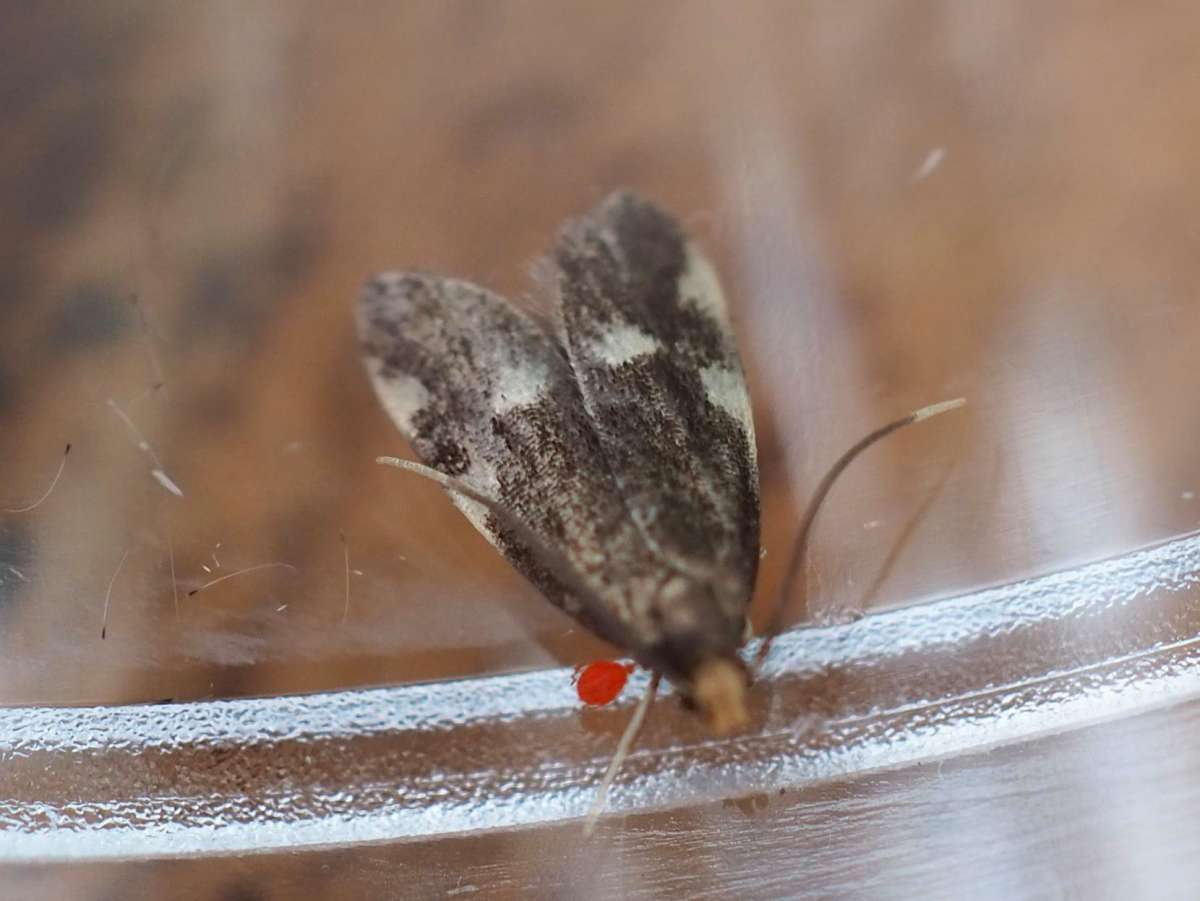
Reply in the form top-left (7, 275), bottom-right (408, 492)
top-left (754, 398), bottom-right (965, 669)
top-left (583, 671), bottom-right (662, 837)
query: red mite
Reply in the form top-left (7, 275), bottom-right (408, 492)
top-left (573, 660), bottom-right (637, 707)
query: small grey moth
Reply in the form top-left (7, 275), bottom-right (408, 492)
top-left (357, 190), bottom-right (963, 740)
top-left (358, 191), bottom-right (758, 734)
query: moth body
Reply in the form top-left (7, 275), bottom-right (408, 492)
top-left (359, 191), bottom-right (760, 733)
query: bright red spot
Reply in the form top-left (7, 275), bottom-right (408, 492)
top-left (573, 660), bottom-right (636, 706)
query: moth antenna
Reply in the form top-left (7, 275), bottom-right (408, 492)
top-left (375, 457), bottom-right (664, 827)
top-left (583, 671), bottom-right (661, 837)
top-left (376, 458), bottom-right (667, 830)
top-left (755, 397), bottom-right (965, 667)
top-left (2, 443), bottom-right (71, 514)
top-left (376, 456), bottom-right (611, 618)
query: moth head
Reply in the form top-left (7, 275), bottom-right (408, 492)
top-left (650, 574), bottom-right (751, 735)
top-left (691, 656), bottom-right (750, 735)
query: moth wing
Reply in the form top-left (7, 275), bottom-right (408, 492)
top-left (552, 191), bottom-right (761, 612)
top-left (358, 272), bottom-right (655, 645)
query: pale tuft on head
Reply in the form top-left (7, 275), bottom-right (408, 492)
top-left (692, 658), bottom-right (749, 736)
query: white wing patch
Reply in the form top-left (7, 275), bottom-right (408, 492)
top-left (449, 493), bottom-right (500, 554)
top-left (700, 364), bottom-right (756, 461)
top-left (587, 320), bottom-right (661, 367)
top-left (492, 359), bottom-right (550, 415)
top-left (678, 242), bottom-right (729, 322)
top-left (367, 360), bottom-right (429, 433)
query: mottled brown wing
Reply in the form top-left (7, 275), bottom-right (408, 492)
top-left (359, 272), bottom-right (682, 651)
top-left (552, 191), bottom-right (761, 622)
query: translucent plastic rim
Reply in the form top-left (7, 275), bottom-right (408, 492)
top-left (3, 531), bottom-right (1200, 862)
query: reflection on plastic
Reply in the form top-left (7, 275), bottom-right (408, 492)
top-left (3, 531), bottom-right (1200, 861)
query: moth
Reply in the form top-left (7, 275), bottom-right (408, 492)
top-left (357, 190), bottom-right (962, 741)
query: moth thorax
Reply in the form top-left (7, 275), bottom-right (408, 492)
top-left (692, 658), bottom-right (749, 736)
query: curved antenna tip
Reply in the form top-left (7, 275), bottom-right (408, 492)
top-left (912, 397), bottom-right (966, 422)
top-left (755, 394), bottom-right (969, 667)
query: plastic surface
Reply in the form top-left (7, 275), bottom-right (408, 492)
top-left (6, 532), bottom-right (1200, 862)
